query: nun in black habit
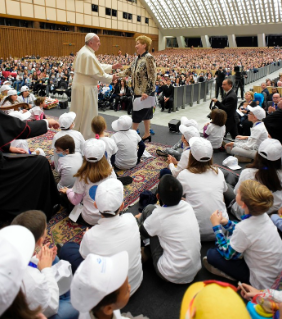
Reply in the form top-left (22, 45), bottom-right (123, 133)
top-left (0, 111), bottom-right (60, 220)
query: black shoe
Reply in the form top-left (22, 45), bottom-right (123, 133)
top-left (117, 176), bottom-right (133, 185)
top-left (142, 135), bottom-right (151, 142)
top-left (161, 109), bottom-right (164, 112)
top-left (52, 204), bottom-right (61, 215)
top-left (168, 110), bottom-right (171, 113)
top-left (156, 149), bottom-right (168, 157)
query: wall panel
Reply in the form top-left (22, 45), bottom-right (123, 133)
top-left (0, 26), bottom-right (158, 58)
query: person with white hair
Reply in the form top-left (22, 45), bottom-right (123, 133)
top-left (70, 33), bottom-right (122, 139)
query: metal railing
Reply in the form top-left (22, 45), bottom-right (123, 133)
top-left (172, 60), bottom-right (282, 111)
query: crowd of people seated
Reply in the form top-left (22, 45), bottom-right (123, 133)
top-left (2, 47), bottom-right (282, 319)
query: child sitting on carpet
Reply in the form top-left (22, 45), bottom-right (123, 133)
top-left (54, 135), bottom-right (83, 190)
top-left (59, 179), bottom-right (143, 295)
top-left (165, 124), bottom-right (199, 177)
top-left (60, 139), bottom-right (116, 226)
top-left (52, 112), bottom-right (85, 171)
top-left (203, 109), bottom-right (227, 149)
top-left (111, 115), bottom-right (145, 170)
top-left (91, 115), bottom-right (118, 168)
top-left (138, 175), bottom-right (201, 284)
top-left (70, 252), bottom-right (134, 319)
top-left (203, 180), bottom-right (282, 289)
top-left (225, 106), bottom-right (268, 162)
top-left (29, 97), bottom-right (46, 121)
top-left (11, 210), bottom-right (79, 319)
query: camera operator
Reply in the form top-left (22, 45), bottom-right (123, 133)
top-left (214, 66), bottom-right (226, 99)
top-left (233, 65), bottom-right (247, 100)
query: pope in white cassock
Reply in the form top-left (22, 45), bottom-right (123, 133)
top-left (70, 33), bottom-right (121, 139)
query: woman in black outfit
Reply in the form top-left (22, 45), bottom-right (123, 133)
top-left (115, 79), bottom-right (133, 114)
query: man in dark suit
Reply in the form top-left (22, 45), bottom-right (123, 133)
top-left (212, 79), bottom-right (238, 139)
top-left (214, 67), bottom-right (226, 99)
top-left (266, 93), bottom-right (280, 113)
top-left (264, 100), bottom-right (282, 143)
top-left (160, 78), bottom-right (174, 113)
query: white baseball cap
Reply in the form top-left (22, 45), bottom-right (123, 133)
top-left (222, 156), bottom-right (241, 170)
top-left (71, 251), bottom-right (129, 313)
top-left (0, 225), bottom-right (35, 316)
top-left (95, 179), bottom-right (124, 215)
top-left (20, 85), bottom-right (29, 92)
top-left (59, 112), bottom-right (76, 129)
top-left (258, 138), bottom-right (282, 161)
top-left (247, 106), bottom-right (266, 120)
top-left (189, 137), bottom-right (213, 162)
top-left (180, 116), bottom-right (199, 130)
top-left (85, 33), bottom-right (96, 42)
top-left (7, 89), bottom-right (18, 97)
top-left (83, 138), bottom-right (106, 163)
top-left (112, 115), bottom-right (132, 131)
top-left (3, 81), bottom-right (12, 85)
top-left (0, 85), bottom-right (11, 93)
top-left (179, 124), bottom-right (199, 143)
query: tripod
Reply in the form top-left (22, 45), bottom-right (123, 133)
top-left (234, 77), bottom-right (245, 99)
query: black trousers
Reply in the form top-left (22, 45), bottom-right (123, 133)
top-left (215, 82), bottom-right (224, 99)
top-left (160, 97), bottom-right (173, 111)
top-left (226, 123), bottom-right (238, 140)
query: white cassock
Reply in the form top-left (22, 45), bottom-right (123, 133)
top-left (70, 45), bottom-right (113, 139)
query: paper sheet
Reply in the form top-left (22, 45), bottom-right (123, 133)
top-left (236, 109), bottom-right (244, 117)
top-left (69, 203), bottom-right (83, 222)
top-left (133, 96), bottom-right (155, 111)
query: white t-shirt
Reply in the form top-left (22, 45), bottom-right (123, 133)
top-left (205, 123), bottom-right (226, 149)
top-left (80, 213), bottom-right (142, 295)
top-left (169, 146), bottom-right (190, 178)
top-left (29, 106), bottom-right (44, 120)
top-left (57, 153), bottom-right (83, 190)
top-left (143, 201), bottom-right (201, 283)
top-left (230, 213), bottom-right (282, 289)
top-left (18, 93), bottom-right (36, 106)
top-left (22, 257), bottom-right (59, 317)
top-left (111, 129), bottom-right (141, 170)
top-left (72, 170), bottom-right (116, 225)
top-left (234, 122), bottom-right (268, 151)
top-left (177, 168), bottom-right (228, 241)
top-left (232, 168), bottom-right (282, 219)
top-left (52, 129), bottom-right (85, 170)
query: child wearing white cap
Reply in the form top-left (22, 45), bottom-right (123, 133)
top-left (60, 139), bottom-right (116, 225)
top-left (0, 89), bottom-right (19, 114)
top-left (156, 116), bottom-right (199, 160)
top-left (138, 175), bottom-right (201, 283)
top-left (52, 111), bottom-right (85, 171)
top-left (0, 84), bottom-right (11, 102)
top-left (71, 251), bottom-right (132, 319)
top-left (203, 109), bottom-right (227, 149)
top-left (225, 106), bottom-right (268, 162)
top-left (230, 138), bottom-right (282, 220)
top-left (111, 115), bottom-right (145, 170)
top-left (166, 124), bottom-right (200, 177)
top-left (11, 210), bottom-right (79, 319)
top-left (17, 85), bottom-right (36, 108)
top-left (60, 178), bottom-right (143, 295)
top-left (0, 225), bottom-right (44, 318)
top-left (177, 137), bottom-right (229, 241)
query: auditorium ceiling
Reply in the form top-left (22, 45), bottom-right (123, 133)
top-left (142, 0), bottom-right (281, 29)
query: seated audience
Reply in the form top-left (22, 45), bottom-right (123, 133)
top-left (225, 106), bottom-right (268, 162)
top-left (111, 115), bottom-right (145, 169)
top-left (204, 180), bottom-right (282, 289)
top-left (0, 89), bottom-right (19, 114)
top-left (267, 92), bottom-right (280, 114)
top-left (60, 139), bottom-right (116, 226)
top-left (177, 137), bottom-right (228, 240)
top-left (138, 175), bottom-right (202, 283)
top-left (17, 85), bottom-right (35, 108)
top-left (203, 109), bottom-right (227, 149)
top-left (237, 91), bottom-right (256, 135)
top-left (115, 79), bottom-right (132, 114)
